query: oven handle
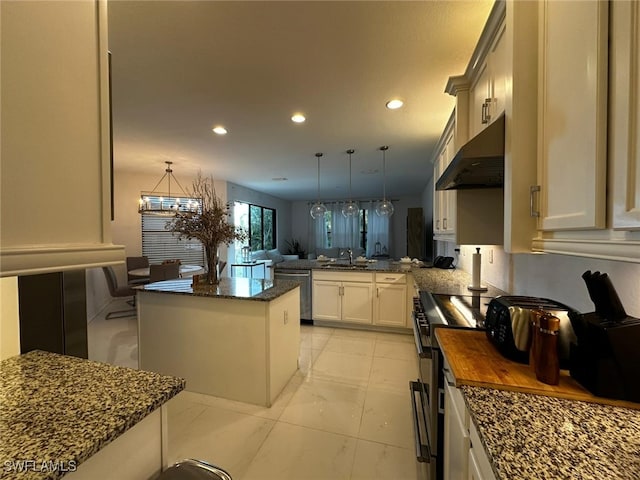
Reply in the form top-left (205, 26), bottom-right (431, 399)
top-left (411, 311), bottom-right (432, 359)
top-left (410, 381), bottom-right (432, 463)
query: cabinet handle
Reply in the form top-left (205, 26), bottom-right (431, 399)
top-left (376, 287), bottom-right (379, 298)
top-left (530, 185), bottom-right (541, 217)
top-left (481, 103), bottom-right (488, 124)
top-left (436, 219), bottom-right (440, 230)
top-left (443, 218), bottom-right (447, 230)
top-left (484, 98), bottom-right (492, 124)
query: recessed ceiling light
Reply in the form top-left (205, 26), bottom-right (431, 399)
top-left (212, 126), bottom-right (228, 135)
top-left (386, 99), bottom-right (404, 110)
top-left (272, 177), bottom-right (288, 181)
top-left (291, 113), bottom-right (306, 124)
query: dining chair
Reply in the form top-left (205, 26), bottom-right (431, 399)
top-left (102, 266), bottom-right (137, 319)
top-left (126, 256), bottom-right (150, 285)
top-left (149, 263), bottom-right (180, 283)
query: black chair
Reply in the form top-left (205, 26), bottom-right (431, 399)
top-left (149, 263), bottom-right (180, 283)
top-left (102, 266), bottom-right (137, 319)
top-left (126, 256), bottom-right (150, 286)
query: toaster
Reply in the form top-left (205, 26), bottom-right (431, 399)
top-left (485, 296), bottom-right (579, 365)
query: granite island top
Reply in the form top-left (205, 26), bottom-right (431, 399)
top-left (276, 260), bottom-right (506, 297)
top-left (462, 386), bottom-right (640, 480)
top-left (137, 276), bottom-right (300, 301)
top-left (0, 350), bottom-right (184, 480)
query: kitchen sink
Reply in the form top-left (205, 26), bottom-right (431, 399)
top-left (321, 263), bottom-right (369, 270)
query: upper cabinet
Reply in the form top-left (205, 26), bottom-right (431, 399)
top-left (610, 0), bottom-right (640, 230)
top-left (535, 0), bottom-right (608, 231)
top-left (0, 0), bottom-right (124, 275)
top-left (434, 117), bottom-right (457, 241)
top-left (469, 22), bottom-right (507, 138)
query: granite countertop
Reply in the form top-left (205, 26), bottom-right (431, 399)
top-left (275, 258), bottom-right (417, 273)
top-left (0, 350), bottom-right (184, 480)
top-left (462, 386), bottom-right (640, 480)
top-left (137, 276), bottom-right (300, 301)
top-left (410, 267), bottom-right (506, 297)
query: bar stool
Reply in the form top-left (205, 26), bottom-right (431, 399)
top-left (157, 459), bottom-right (232, 480)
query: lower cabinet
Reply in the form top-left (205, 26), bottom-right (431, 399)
top-left (444, 371), bottom-right (470, 480)
top-left (468, 421), bottom-right (497, 480)
top-left (312, 270), bottom-right (409, 328)
top-left (374, 273), bottom-right (407, 327)
top-left (312, 271), bottom-right (373, 324)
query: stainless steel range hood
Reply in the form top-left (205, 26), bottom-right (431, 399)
top-left (435, 113), bottom-right (505, 190)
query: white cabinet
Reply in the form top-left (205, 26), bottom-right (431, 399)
top-left (444, 379), bottom-right (470, 480)
top-left (610, 0), bottom-right (640, 230)
top-left (434, 115), bottom-right (457, 242)
top-left (468, 421), bottom-right (497, 480)
top-left (312, 271), bottom-right (373, 324)
top-left (535, 0), bottom-right (608, 231)
top-left (469, 22), bottom-right (507, 138)
top-left (374, 273), bottom-right (407, 327)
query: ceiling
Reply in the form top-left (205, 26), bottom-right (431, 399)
top-left (108, 1), bottom-right (494, 201)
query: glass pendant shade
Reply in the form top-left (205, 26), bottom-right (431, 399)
top-left (341, 149), bottom-right (359, 217)
top-left (375, 199), bottom-right (395, 217)
top-left (310, 201), bottom-right (327, 219)
top-left (376, 145), bottom-right (394, 217)
top-left (342, 200), bottom-right (359, 217)
top-left (310, 152), bottom-right (327, 219)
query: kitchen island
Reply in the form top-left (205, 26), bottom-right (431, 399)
top-left (0, 350), bottom-right (184, 480)
top-left (136, 277), bottom-right (300, 407)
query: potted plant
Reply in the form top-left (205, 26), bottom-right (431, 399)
top-left (167, 173), bottom-right (246, 285)
top-left (285, 238), bottom-right (306, 259)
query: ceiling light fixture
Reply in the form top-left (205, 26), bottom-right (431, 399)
top-left (386, 99), bottom-right (404, 110)
top-left (291, 113), bottom-right (306, 124)
top-left (376, 146), bottom-right (394, 217)
top-left (212, 126), bottom-right (228, 135)
top-left (310, 153), bottom-right (327, 219)
top-left (341, 149), bottom-right (359, 217)
top-left (138, 161), bottom-right (195, 216)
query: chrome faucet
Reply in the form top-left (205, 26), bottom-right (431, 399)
top-left (347, 248), bottom-right (353, 265)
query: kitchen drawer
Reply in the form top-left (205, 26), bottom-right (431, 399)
top-left (375, 272), bottom-right (406, 284)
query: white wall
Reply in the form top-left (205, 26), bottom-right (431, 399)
top-left (421, 176), bottom-right (435, 261)
top-left (0, 277), bottom-right (21, 360)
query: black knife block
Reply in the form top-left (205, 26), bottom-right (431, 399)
top-left (569, 312), bottom-right (640, 403)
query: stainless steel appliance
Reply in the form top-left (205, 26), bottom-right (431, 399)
top-left (410, 291), bottom-right (492, 480)
top-left (273, 269), bottom-right (312, 321)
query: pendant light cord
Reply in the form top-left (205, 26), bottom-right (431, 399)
top-left (315, 152), bottom-right (323, 203)
top-left (380, 146), bottom-right (389, 201)
top-left (347, 149), bottom-right (355, 201)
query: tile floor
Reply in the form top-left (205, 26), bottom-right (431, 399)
top-left (88, 298), bottom-right (420, 480)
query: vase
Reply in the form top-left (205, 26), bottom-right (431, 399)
top-left (204, 244), bottom-right (220, 285)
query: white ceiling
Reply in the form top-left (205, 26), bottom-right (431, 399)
top-left (108, 1), bottom-right (493, 201)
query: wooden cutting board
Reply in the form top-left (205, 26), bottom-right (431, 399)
top-left (435, 328), bottom-right (640, 410)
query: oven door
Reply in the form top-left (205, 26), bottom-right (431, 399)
top-left (410, 309), bottom-right (438, 479)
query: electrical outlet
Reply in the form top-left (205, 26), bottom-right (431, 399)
top-left (488, 249), bottom-right (494, 264)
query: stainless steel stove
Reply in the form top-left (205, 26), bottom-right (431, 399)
top-left (410, 291), bottom-right (494, 480)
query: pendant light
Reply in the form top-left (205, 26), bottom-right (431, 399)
top-left (310, 152), bottom-right (327, 219)
top-left (138, 161), bottom-right (193, 216)
top-left (341, 149), bottom-right (359, 217)
top-left (376, 145), bottom-right (394, 217)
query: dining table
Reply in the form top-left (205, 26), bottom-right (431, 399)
top-left (128, 264), bottom-right (205, 278)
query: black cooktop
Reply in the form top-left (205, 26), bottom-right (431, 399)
top-left (428, 293), bottom-right (494, 329)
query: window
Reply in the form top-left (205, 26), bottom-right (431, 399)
top-left (141, 195), bottom-right (205, 265)
top-left (324, 209), bottom-right (368, 250)
top-left (234, 201), bottom-right (276, 251)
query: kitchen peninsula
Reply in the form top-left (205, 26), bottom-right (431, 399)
top-left (0, 350), bottom-right (184, 480)
top-left (136, 277), bottom-right (300, 407)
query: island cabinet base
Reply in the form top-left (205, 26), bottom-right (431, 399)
top-left (138, 287), bottom-right (300, 407)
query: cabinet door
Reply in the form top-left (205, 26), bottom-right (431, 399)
top-left (537, 0), bottom-right (608, 230)
top-left (312, 280), bottom-right (341, 321)
top-left (374, 283), bottom-right (407, 327)
top-left (444, 382), bottom-right (470, 480)
top-left (443, 134), bottom-right (457, 234)
top-left (341, 282), bottom-right (373, 324)
top-left (489, 23), bottom-right (507, 121)
top-left (469, 60), bottom-right (491, 138)
top-left (610, 0), bottom-right (640, 230)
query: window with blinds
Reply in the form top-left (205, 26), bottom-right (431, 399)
top-left (141, 214), bottom-right (205, 266)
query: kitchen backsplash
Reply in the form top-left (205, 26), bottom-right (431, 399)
top-left (435, 241), bottom-right (640, 318)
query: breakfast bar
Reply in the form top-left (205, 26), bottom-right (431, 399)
top-left (136, 277), bottom-right (300, 407)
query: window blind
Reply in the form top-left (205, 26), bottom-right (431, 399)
top-left (141, 214), bottom-right (205, 266)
